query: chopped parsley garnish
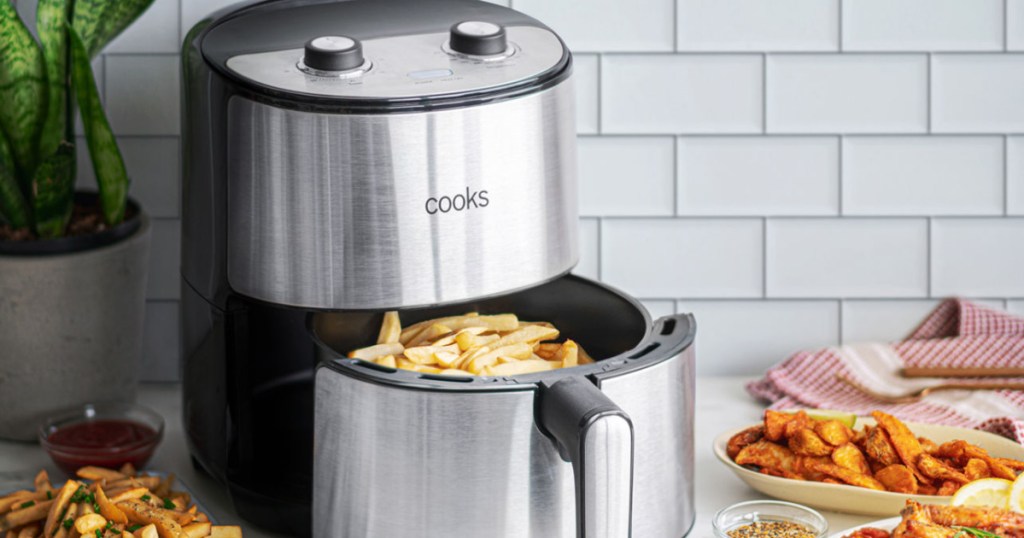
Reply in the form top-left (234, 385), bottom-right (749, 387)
top-left (953, 528), bottom-right (1000, 538)
top-left (46, 491), bottom-right (53, 500)
top-left (20, 500), bottom-right (35, 508)
top-left (63, 518), bottom-right (74, 530)
top-left (140, 495), bottom-right (150, 502)
top-left (127, 525), bottom-right (142, 532)
top-left (162, 498), bottom-right (175, 509)
top-left (95, 530), bottom-right (102, 538)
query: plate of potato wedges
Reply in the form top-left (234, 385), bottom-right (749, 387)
top-left (713, 409), bottom-right (1024, 516)
top-left (0, 465), bottom-right (241, 538)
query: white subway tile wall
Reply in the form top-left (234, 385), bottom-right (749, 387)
top-left (24, 0), bottom-right (1022, 379)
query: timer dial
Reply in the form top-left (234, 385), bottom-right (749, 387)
top-left (449, 21), bottom-right (507, 56)
top-left (303, 36), bottom-right (364, 72)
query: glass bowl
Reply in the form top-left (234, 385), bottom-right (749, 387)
top-left (38, 402), bottom-right (164, 475)
top-left (713, 500), bottom-right (828, 538)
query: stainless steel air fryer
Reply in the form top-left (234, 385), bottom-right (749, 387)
top-left (180, 0), bottom-right (695, 536)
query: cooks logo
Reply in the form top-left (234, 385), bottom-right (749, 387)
top-left (425, 187), bottom-right (490, 215)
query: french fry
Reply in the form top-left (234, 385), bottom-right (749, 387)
top-left (15, 524), bottom-right (38, 538)
top-left (43, 481), bottom-right (80, 538)
top-left (347, 342), bottom-right (404, 361)
top-left (108, 488), bottom-right (149, 504)
top-left (32, 471), bottom-right (51, 495)
top-left (153, 474), bottom-right (175, 500)
top-left (376, 311), bottom-right (401, 344)
top-left (482, 359), bottom-right (557, 376)
top-left (94, 485), bottom-right (128, 525)
top-left (0, 500), bottom-right (54, 533)
top-left (0, 491), bottom-right (34, 513)
top-left (105, 477), bottom-right (160, 490)
top-left (183, 522), bottom-right (211, 538)
top-left (118, 463), bottom-right (138, 477)
top-left (76, 467), bottom-right (126, 482)
top-left (117, 500), bottom-right (188, 538)
top-left (490, 325), bottom-right (559, 349)
top-left (209, 526), bottom-right (242, 538)
top-left (467, 343), bottom-right (533, 374)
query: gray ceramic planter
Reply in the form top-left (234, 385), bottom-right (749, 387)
top-left (0, 200), bottom-right (150, 441)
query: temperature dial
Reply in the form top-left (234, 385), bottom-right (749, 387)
top-left (449, 21), bottom-right (507, 56)
top-left (303, 36), bottom-right (364, 72)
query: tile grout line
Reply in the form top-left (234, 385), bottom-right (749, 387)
top-left (837, 136), bottom-right (844, 215)
top-left (673, 136), bottom-right (680, 216)
top-left (838, 0), bottom-right (844, 52)
top-left (1004, 135), bottom-right (1010, 216)
top-left (596, 54), bottom-right (603, 134)
top-left (1006, 0), bottom-right (1010, 51)
top-left (926, 218), bottom-right (933, 298)
top-left (838, 299), bottom-right (844, 344)
top-left (596, 217), bottom-right (603, 281)
top-left (761, 217), bottom-right (768, 299)
top-left (761, 53), bottom-right (768, 133)
top-left (926, 53), bottom-right (932, 133)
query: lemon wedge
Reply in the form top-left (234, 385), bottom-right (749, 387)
top-left (951, 477), bottom-right (1014, 509)
top-left (799, 409), bottom-right (858, 429)
top-left (1008, 471), bottom-right (1024, 513)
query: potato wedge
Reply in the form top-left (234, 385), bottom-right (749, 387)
top-left (117, 500), bottom-right (188, 538)
top-left (94, 485), bottom-right (128, 525)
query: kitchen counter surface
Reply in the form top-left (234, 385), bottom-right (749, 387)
top-left (0, 378), bottom-right (878, 537)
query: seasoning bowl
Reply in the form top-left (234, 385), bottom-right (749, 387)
top-left (39, 402), bottom-right (164, 475)
top-left (713, 500), bottom-right (828, 538)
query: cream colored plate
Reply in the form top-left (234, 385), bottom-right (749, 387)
top-left (828, 516), bottom-right (900, 537)
top-left (713, 418), bottom-right (1024, 517)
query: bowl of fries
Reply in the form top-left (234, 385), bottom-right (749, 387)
top-left (0, 465), bottom-right (242, 538)
top-left (714, 410), bottom-right (1024, 516)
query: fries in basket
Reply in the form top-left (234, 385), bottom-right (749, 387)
top-left (348, 311), bottom-right (594, 376)
top-left (0, 465), bottom-right (241, 538)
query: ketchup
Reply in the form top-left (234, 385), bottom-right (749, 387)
top-left (45, 419), bottom-right (159, 474)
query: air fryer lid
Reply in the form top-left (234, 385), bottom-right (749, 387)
top-left (311, 275), bottom-right (696, 391)
top-left (201, 0), bottom-right (570, 106)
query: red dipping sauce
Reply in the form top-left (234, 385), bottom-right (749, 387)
top-left (39, 404), bottom-right (164, 475)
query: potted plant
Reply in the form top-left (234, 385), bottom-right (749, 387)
top-left (0, 0), bottom-right (155, 440)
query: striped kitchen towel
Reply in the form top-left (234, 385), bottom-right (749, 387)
top-left (747, 298), bottom-right (1024, 444)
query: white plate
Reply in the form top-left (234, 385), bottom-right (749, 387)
top-left (828, 516), bottom-right (901, 537)
top-left (714, 418), bottom-right (1024, 517)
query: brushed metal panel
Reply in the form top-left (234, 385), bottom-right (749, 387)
top-left (226, 81), bottom-right (577, 309)
top-left (582, 414), bottom-right (633, 538)
top-left (313, 368), bottom-right (576, 538)
top-left (226, 26), bottom-right (563, 99)
top-left (599, 347), bottom-right (696, 538)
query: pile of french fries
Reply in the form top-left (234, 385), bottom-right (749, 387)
top-left (0, 465), bottom-right (241, 538)
top-left (728, 410), bottom-right (1024, 495)
top-left (348, 311), bottom-right (594, 376)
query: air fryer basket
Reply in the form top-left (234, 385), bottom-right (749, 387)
top-left (310, 274), bottom-right (659, 386)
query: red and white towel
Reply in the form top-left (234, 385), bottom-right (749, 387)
top-left (748, 298), bottom-right (1024, 444)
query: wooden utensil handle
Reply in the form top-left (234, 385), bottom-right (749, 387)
top-left (901, 366), bottom-right (1024, 378)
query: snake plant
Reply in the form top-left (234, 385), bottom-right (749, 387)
top-left (0, 0), bottom-right (154, 238)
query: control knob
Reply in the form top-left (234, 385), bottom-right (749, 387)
top-left (303, 35), bottom-right (364, 71)
top-left (449, 21), bottom-right (507, 56)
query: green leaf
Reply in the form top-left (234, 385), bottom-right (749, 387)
top-left (0, 0), bottom-right (46, 182)
top-left (0, 131), bottom-right (30, 228)
top-left (70, 25), bottom-right (127, 225)
top-left (31, 141), bottom-right (75, 238)
top-left (36, 0), bottom-right (73, 157)
top-left (72, 0), bottom-right (155, 59)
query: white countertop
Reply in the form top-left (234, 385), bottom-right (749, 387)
top-left (0, 378), bottom-right (878, 537)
